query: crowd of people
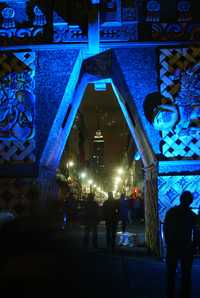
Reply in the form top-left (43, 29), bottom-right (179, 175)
top-left (1, 187), bottom-right (199, 298)
top-left (62, 191), bottom-right (145, 251)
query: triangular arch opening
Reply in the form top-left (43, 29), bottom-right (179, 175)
top-left (39, 50), bottom-right (159, 255)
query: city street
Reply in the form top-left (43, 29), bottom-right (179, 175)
top-left (0, 220), bottom-right (200, 297)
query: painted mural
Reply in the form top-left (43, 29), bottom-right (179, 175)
top-left (159, 47), bottom-right (200, 158)
top-left (144, 47), bottom-right (200, 158)
top-left (143, 46), bottom-right (200, 224)
top-left (0, 51), bottom-right (35, 163)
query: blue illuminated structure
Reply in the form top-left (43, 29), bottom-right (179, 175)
top-left (0, 0), bottom-right (200, 255)
top-left (158, 174), bottom-right (200, 222)
top-left (40, 51), bottom-right (156, 172)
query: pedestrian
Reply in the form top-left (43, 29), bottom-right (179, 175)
top-left (163, 191), bottom-right (198, 298)
top-left (82, 193), bottom-right (100, 249)
top-left (102, 192), bottom-right (119, 251)
top-left (133, 195), bottom-right (142, 223)
top-left (63, 192), bottom-right (77, 226)
top-left (138, 193), bottom-right (145, 223)
top-left (119, 193), bottom-right (129, 233)
top-left (128, 194), bottom-right (135, 224)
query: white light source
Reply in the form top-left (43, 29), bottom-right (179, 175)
top-left (117, 168), bottom-right (124, 175)
top-left (114, 176), bottom-right (121, 184)
top-left (80, 172), bottom-right (86, 179)
top-left (68, 161), bottom-right (74, 167)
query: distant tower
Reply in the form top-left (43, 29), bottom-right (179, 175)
top-left (92, 127), bottom-right (105, 179)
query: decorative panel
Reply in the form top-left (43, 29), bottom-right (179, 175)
top-left (159, 47), bottom-right (200, 158)
top-left (151, 23), bottom-right (200, 41)
top-left (146, 0), bottom-right (160, 22)
top-left (158, 175), bottom-right (200, 222)
top-left (177, 0), bottom-right (192, 22)
top-left (101, 0), bottom-right (121, 23)
top-left (0, 177), bottom-right (39, 215)
top-left (122, 0), bottom-right (136, 21)
top-left (0, 5), bottom-right (46, 43)
top-left (0, 51), bottom-right (36, 163)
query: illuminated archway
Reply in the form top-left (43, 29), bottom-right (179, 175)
top-left (40, 50), bottom-right (159, 254)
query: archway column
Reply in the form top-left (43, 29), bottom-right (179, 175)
top-left (38, 165), bottom-right (58, 203)
top-left (39, 49), bottom-right (160, 255)
top-left (144, 163), bottom-right (159, 256)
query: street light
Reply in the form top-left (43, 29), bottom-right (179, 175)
top-left (80, 172), bottom-right (87, 179)
top-left (68, 160), bottom-right (74, 168)
top-left (114, 176), bottom-right (122, 184)
top-left (117, 167), bottom-right (124, 175)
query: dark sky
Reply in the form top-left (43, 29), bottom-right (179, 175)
top-left (66, 83), bottom-right (132, 175)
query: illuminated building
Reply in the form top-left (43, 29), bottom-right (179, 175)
top-left (92, 128), bottom-right (105, 180)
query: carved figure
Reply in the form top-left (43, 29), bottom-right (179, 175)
top-left (33, 6), bottom-right (47, 27)
top-left (0, 71), bottom-right (34, 142)
top-left (1, 7), bottom-right (15, 29)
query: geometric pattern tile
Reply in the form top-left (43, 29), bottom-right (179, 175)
top-left (158, 175), bottom-right (200, 222)
top-left (162, 130), bottom-right (200, 157)
top-left (0, 139), bottom-right (36, 162)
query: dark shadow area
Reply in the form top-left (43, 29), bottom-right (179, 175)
top-left (0, 217), bottom-right (200, 298)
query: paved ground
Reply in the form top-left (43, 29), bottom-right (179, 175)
top-left (0, 218), bottom-right (199, 298)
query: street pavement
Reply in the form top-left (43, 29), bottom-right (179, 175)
top-left (0, 219), bottom-right (199, 298)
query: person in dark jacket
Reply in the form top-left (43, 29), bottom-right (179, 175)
top-left (119, 193), bottom-right (129, 233)
top-left (82, 193), bottom-right (100, 249)
top-left (102, 192), bottom-right (119, 250)
top-left (163, 191), bottom-right (198, 298)
top-left (63, 192), bottom-right (78, 225)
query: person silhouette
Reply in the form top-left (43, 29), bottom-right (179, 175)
top-left (119, 193), bottom-right (129, 233)
top-left (163, 191), bottom-right (198, 298)
top-left (82, 193), bottom-right (100, 249)
top-left (102, 192), bottom-right (119, 251)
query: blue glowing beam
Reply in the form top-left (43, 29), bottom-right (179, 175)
top-left (111, 80), bottom-right (156, 168)
top-left (40, 51), bottom-right (156, 171)
top-left (40, 51), bottom-right (84, 168)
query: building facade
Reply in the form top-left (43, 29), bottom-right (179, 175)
top-left (91, 128), bottom-right (105, 183)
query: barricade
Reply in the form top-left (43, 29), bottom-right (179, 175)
top-left (116, 232), bottom-right (140, 247)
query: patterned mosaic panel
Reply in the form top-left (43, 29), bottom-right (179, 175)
top-left (158, 175), bottom-right (200, 222)
top-left (0, 52), bottom-right (36, 163)
top-left (0, 177), bottom-right (39, 216)
top-left (159, 47), bottom-right (200, 158)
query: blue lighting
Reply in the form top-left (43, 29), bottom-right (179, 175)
top-left (158, 175), bottom-right (200, 222)
top-left (40, 51), bottom-right (84, 169)
top-left (94, 81), bottom-right (107, 91)
top-left (134, 151), bottom-right (141, 160)
top-left (159, 160), bottom-right (200, 174)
